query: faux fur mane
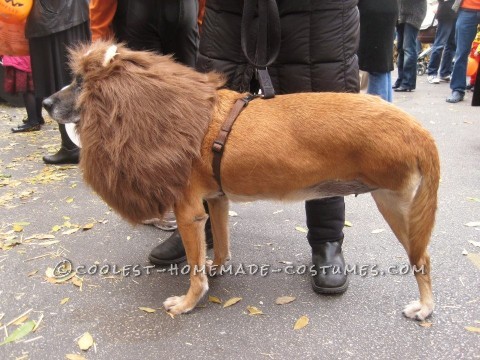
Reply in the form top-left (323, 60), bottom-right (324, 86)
top-left (69, 41), bottom-right (224, 223)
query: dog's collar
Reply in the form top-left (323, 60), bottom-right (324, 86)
top-left (212, 94), bottom-right (258, 191)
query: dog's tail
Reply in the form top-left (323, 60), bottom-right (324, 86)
top-left (407, 134), bottom-right (440, 265)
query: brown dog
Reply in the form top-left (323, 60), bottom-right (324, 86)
top-left (43, 41), bottom-right (440, 320)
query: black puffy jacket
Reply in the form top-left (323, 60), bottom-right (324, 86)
top-left (197, 0), bottom-right (359, 94)
top-left (26, 0), bottom-right (89, 38)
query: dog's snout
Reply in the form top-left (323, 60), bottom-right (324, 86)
top-left (43, 97), bottom-right (54, 113)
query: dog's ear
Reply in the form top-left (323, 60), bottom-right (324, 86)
top-left (102, 44), bottom-right (119, 67)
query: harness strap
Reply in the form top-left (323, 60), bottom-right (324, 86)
top-left (212, 95), bottom-right (257, 190)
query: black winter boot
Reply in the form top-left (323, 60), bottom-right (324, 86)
top-left (306, 197), bottom-right (349, 294)
top-left (148, 217), bottom-right (213, 265)
top-left (43, 124), bottom-right (80, 164)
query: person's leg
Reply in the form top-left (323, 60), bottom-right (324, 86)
top-left (11, 91), bottom-right (42, 133)
top-left (439, 18), bottom-right (457, 79)
top-left (448, 10), bottom-right (479, 102)
top-left (367, 72), bottom-right (391, 102)
top-left (394, 23), bottom-right (405, 88)
top-left (160, 0), bottom-right (199, 67)
top-left (307, 197), bottom-right (348, 294)
top-left (427, 19), bottom-right (452, 78)
top-left (397, 23), bottom-right (419, 90)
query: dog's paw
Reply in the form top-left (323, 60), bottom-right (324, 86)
top-left (402, 300), bottom-right (434, 321)
top-left (163, 295), bottom-right (192, 315)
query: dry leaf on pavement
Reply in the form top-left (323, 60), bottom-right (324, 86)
top-left (223, 297), bottom-right (242, 308)
top-left (275, 296), bottom-right (296, 305)
top-left (77, 332), bottom-right (94, 351)
top-left (294, 316), bottom-right (309, 330)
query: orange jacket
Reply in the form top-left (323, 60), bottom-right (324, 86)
top-left (89, 0), bottom-right (117, 41)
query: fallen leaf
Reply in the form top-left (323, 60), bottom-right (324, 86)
top-left (246, 306), bottom-right (264, 315)
top-left (465, 221), bottom-right (480, 227)
top-left (27, 270), bottom-right (38, 277)
top-left (275, 296), bottom-right (296, 305)
top-left (72, 276), bottom-right (83, 289)
top-left (77, 332), bottom-right (94, 351)
top-left (344, 221), bottom-right (353, 227)
top-left (25, 234), bottom-right (55, 240)
top-left (467, 253), bottom-right (480, 269)
top-left (12, 224), bottom-right (23, 232)
top-left (419, 321), bottom-right (433, 328)
top-left (51, 225), bottom-right (62, 232)
top-left (294, 315), bottom-right (309, 330)
top-left (66, 197), bottom-right (74, 203)
top-left (62, 228), bottom-right (79, 235)
top-left (12, 315), bottom-right (29, 326)
top-left (228, 211), bottom-right (238, 217)
top-left (466, 197), bottom-right (480, 202)
top-left (66, 354), bottom-right (87, 360)
top-left (208, 296), bottom-right (222, 304)
top-left (138, 307), bottom-right (156, 313)
top-left (468, 240), bottom-right (480, 248)
top-left (223, 297), bottom-right (242, 308)
top-left (371, 228), bottom-right (385, 234)
top-left (14, 222), bottom-right (31, 226)
top-left (60, 297), bottom-right (70, 305)
top-left (82, 223), bottom-right (94, 230)
top-left (295, 226), bottom-right (307, 233)
top-left (0, 320), bottom-right (36, 346)
top-left (465, 326), bottom-right (480, 333)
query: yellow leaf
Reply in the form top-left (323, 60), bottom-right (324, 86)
top-left (13, 224), bottom-right (23, 232)
top-left (465, 326), bottom-right (480, 333)
top-left (82, 223), bottom-right (94, 230)
top-left (27, 270), bottom-right (38, 277)
top-left (344, 220), bottom-right (353, 227)
top-left (295, 226), bottom-right (307, 233)
top-left (294, 315), bottom-right (309, 330)
top-left (419, 321), bottom-right (433, 328)
top-left (467, 253), bottom-right (480, 270)
top-left (223, 297), bottom-right (242, 308)
top-left (72, 276), bottom-right (83, 289)
top-left (77, 332), bottom-right (94, 351)
top-left (12, 314), bottom-right (29, 326)
top-left (60, 297), bottom-right (70, 305)
top-left (66, 354), bottom-right (87, 360)
top-left (138, 307), bottom-right (156, 313)
top-left (63, 216), bottom-right (71, 220)
top-left (208, 295), bottom-right (222, 304)
top-left (52, 225), bottom-right (62, 232)
top-left (275, 296), bottom-right (296, 305)
top-left (62, 228), bottom-right (79, 235)
top-left (246, 306), bottom-right (264, 315)
top-left (66, 197), bottom-right (74, 203)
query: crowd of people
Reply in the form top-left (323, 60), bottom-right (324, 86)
top-left (0, 0), bottom-right (479, 297)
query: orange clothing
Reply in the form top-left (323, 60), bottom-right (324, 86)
top-left (462, 0), bottom-right (480, 10)
top-left (89, 0), bottom-right (117, 41)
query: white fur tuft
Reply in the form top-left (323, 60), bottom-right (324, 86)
top-left (102, 45), bottom-right (118, 67)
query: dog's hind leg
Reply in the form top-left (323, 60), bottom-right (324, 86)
top-left (163, 194), bottom-right (209, 315)
top-left (206, 196), bottom-right (231, 275)
top-left (371, 176), bottom-right (435, 320)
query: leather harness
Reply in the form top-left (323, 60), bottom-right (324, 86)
top-left (212, 94), bottom-right (257, 190)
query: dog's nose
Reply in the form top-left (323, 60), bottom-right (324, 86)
top-left (43, 97), bottom-right (54, 112)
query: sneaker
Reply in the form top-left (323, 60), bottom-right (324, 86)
top-left (439, 75), bottom-right (451, 82)
top-left (427, 75), bottom-right (440, 84)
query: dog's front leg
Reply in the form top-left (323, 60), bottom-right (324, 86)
top-left (163, 196), bottom-right (209, 315)
top-left (206, 196), bottom-right (230, 275)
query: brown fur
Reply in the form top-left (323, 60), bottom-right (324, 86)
top-left (44, 41), bottom-right (440, 320)
top-left (69, 41), bottom-right (224, 223)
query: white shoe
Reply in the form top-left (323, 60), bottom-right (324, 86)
top-left (439, 75), bottom-right (451, 82)
top-left (427, 75), bottom-right (440, 84)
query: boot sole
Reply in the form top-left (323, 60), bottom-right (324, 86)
top-left (311, 277), bottom-right (349, 295)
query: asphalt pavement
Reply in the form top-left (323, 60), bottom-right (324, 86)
top-left (0, 73), bottom-right (479, 360)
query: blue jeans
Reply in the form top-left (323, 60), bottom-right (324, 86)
top-left (450, 10), bottom-right (480, 93)
top-left (368, 72), bottom-right (392, 102)
top-left (427, 17), bottom-right (457, 77)
top-left (396, 23), bottom-right (420, 89)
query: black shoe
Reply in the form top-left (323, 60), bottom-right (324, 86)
top-left (394, 86), bottom-right (414, 92)
top-left (23, 117), bottom-right (45, 125)
top-left (11, 123), bottom-right (41, 133)
top-left (43, 146), bottom-right (80, 164)
top-left (311, 239), bottom-right (349, 294)
top-left (148, 218), bottom-right (213, 265)
top-left (446, 90), bottom-right (464, 103)
top-left (392, 80), bottom-right (401, 89)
